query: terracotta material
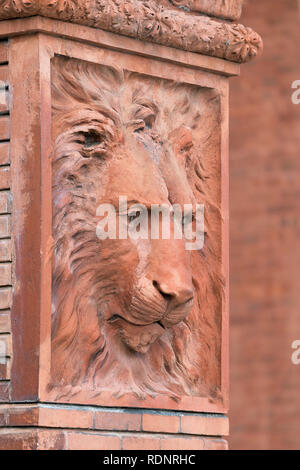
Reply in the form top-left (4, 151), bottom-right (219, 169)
top-left (0, 403), bottom-right (229, 434)
top-left (0, 16), bottom-right (240, 77)
top-left (0, 142), bottom-right (9, 165)
top-left (0, 116), bottom-right (9, 140)
top-left (168, 0), bottom-right (243, 21)
top-left (0, 382), bottom-right (9, 402)
top-left (0, 0), bottom-right (262, 63)
top-left (1, 26), bottom-right (233, 414)
top-left (9, 35), bottom-right (42, 402)
top-left (0, 41), bottom-right (7, 62)
top-left (0, 167), bottom-right (10, 190)
top-left (0, 403), bottom-right (228, 449)
top-left (0, 60), bottom-right (8, 113)
top-left (0, 37), bottom-right (12, 408)
top-left (0, 240), bottom-right (11, 262)
top-left (0, 428), bottom-right (228, 450)
top-left (49, 55), bottom-right (223, 403)
top-left (0, 312), bottom-right (10, 333)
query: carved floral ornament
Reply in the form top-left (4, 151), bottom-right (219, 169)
top-left (0, 0), bottom-right (263, 63)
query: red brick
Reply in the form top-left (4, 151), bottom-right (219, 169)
top-left (8, 407), bottom-right (39, 427)
top-left (0, 264), bottom-right (11, 285)
top-left (39, 407), bottom-right (93, 429)
top-left (94, 410), bottom-right (141, 432)
top-left (0, 360), bottom-right (10, 380)
top-left (0, 431), bottom-right (38, 450)
top-left (161, 436), bottom-right (205, 450)
top-left (0, 64), bottom-right (9, 113)
top-left (0, 43), bottom-right (8, 64)
top-left (0, 143), bottom-right (9, 165)
top-left (0, 334), bottom-right (11, 357)
top-left (142, 413), bottom-right (179, 434)
top-left (122, 435), bottom-right (161, 450)
top-left (0, 288), bottom-right (12, 309)
top-left (0, 411), bottom-right (7, 426)
top-left (0, 66), bottom-right (8, 85)
top-left (0, 116), bottom-right (9, 140)
top-left (0, 192), bottom-right (11, 214)
top-left (0, 215), bottom-right (10, 237)
top-left (181, 415), bottom-right (229, 436)
top-left (204, 438), bottom-right (228, 450)
top-left (36, 430), bottom-right (66, 450)
top-left (0, 428), bottom-right (67, 450)
top-left (67, 432), bottom-right (121, 450)
top-left (0, 240), bottom-right (11, 261)
top-left (0, 89), bottom-right (9, 114)
top-left (0, 312), bottom-right (10, 333)
top-left (0, 168), bottom-right (10, 190)
top-left (0, 382), bottom-right (9, 402)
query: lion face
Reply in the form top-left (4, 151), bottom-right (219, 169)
top-left (50, 57), bottom-right (222, 400)
top-left (90, 122), bottom-right (198, 353)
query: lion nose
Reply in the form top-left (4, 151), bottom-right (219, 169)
top-left (153, 279), bottom-right (194, 307)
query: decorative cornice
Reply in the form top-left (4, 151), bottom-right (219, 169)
top-left (169, 0), bottom-right (243, 21)
top-left (0, 0), bottom-right (262, 63)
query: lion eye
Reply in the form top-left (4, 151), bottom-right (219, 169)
top-left (180, 140), bottom-right (193, 153)
top-left (144, 115), bottom-right (155, 130)
top-left (128, 211), bottom-right (141, 223)
top-left (132, 120), bottom-right (145, 134)
top-left (83, 131), bottom-right (104, 148)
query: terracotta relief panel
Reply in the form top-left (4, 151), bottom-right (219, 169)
top-left (49, 56), bottom-right (223, 406)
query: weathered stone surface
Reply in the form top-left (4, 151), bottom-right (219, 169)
top-left (0, 404), bottom-right (229, 449)
top-left (49, 56), bottom-right (223, 405)
top-left (169, 0), bottom-right (243, 20)
top-left (0, 41), bottom-right (8, 64)
top-left (0, 0), bottom-right (262, 63)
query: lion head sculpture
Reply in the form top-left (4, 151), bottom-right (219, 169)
top-left (49, 56), bottom-right (223, 401)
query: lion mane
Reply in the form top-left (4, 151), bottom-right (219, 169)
top-left (49, 56), bottom-right (223, 402)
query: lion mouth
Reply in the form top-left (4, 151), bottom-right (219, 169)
top-left (107, 314), bottom-right (166, 354)
top-left (108, 314), bottom-right (165, 328)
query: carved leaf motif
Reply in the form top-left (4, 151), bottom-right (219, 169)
top-left (0, 0), bottom-right (35, 14)
top-left (169, 0), bottom-right (243, 21)
top-left (225, 24), bottom-right (263, 62)
top-left (46, 0), bottom-right (77, 13)
top-left (0, 0), bottom-right (263, 64)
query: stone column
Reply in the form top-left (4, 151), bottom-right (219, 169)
top-left (0, 0), bottom-right (262, 450)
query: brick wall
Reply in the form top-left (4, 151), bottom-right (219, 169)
top-left (0, 405), bottom-right (228, 450)
top-left (0, 40), bottom-right (12, 403)
top-left (229, 0), bottom-right (300, 450)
